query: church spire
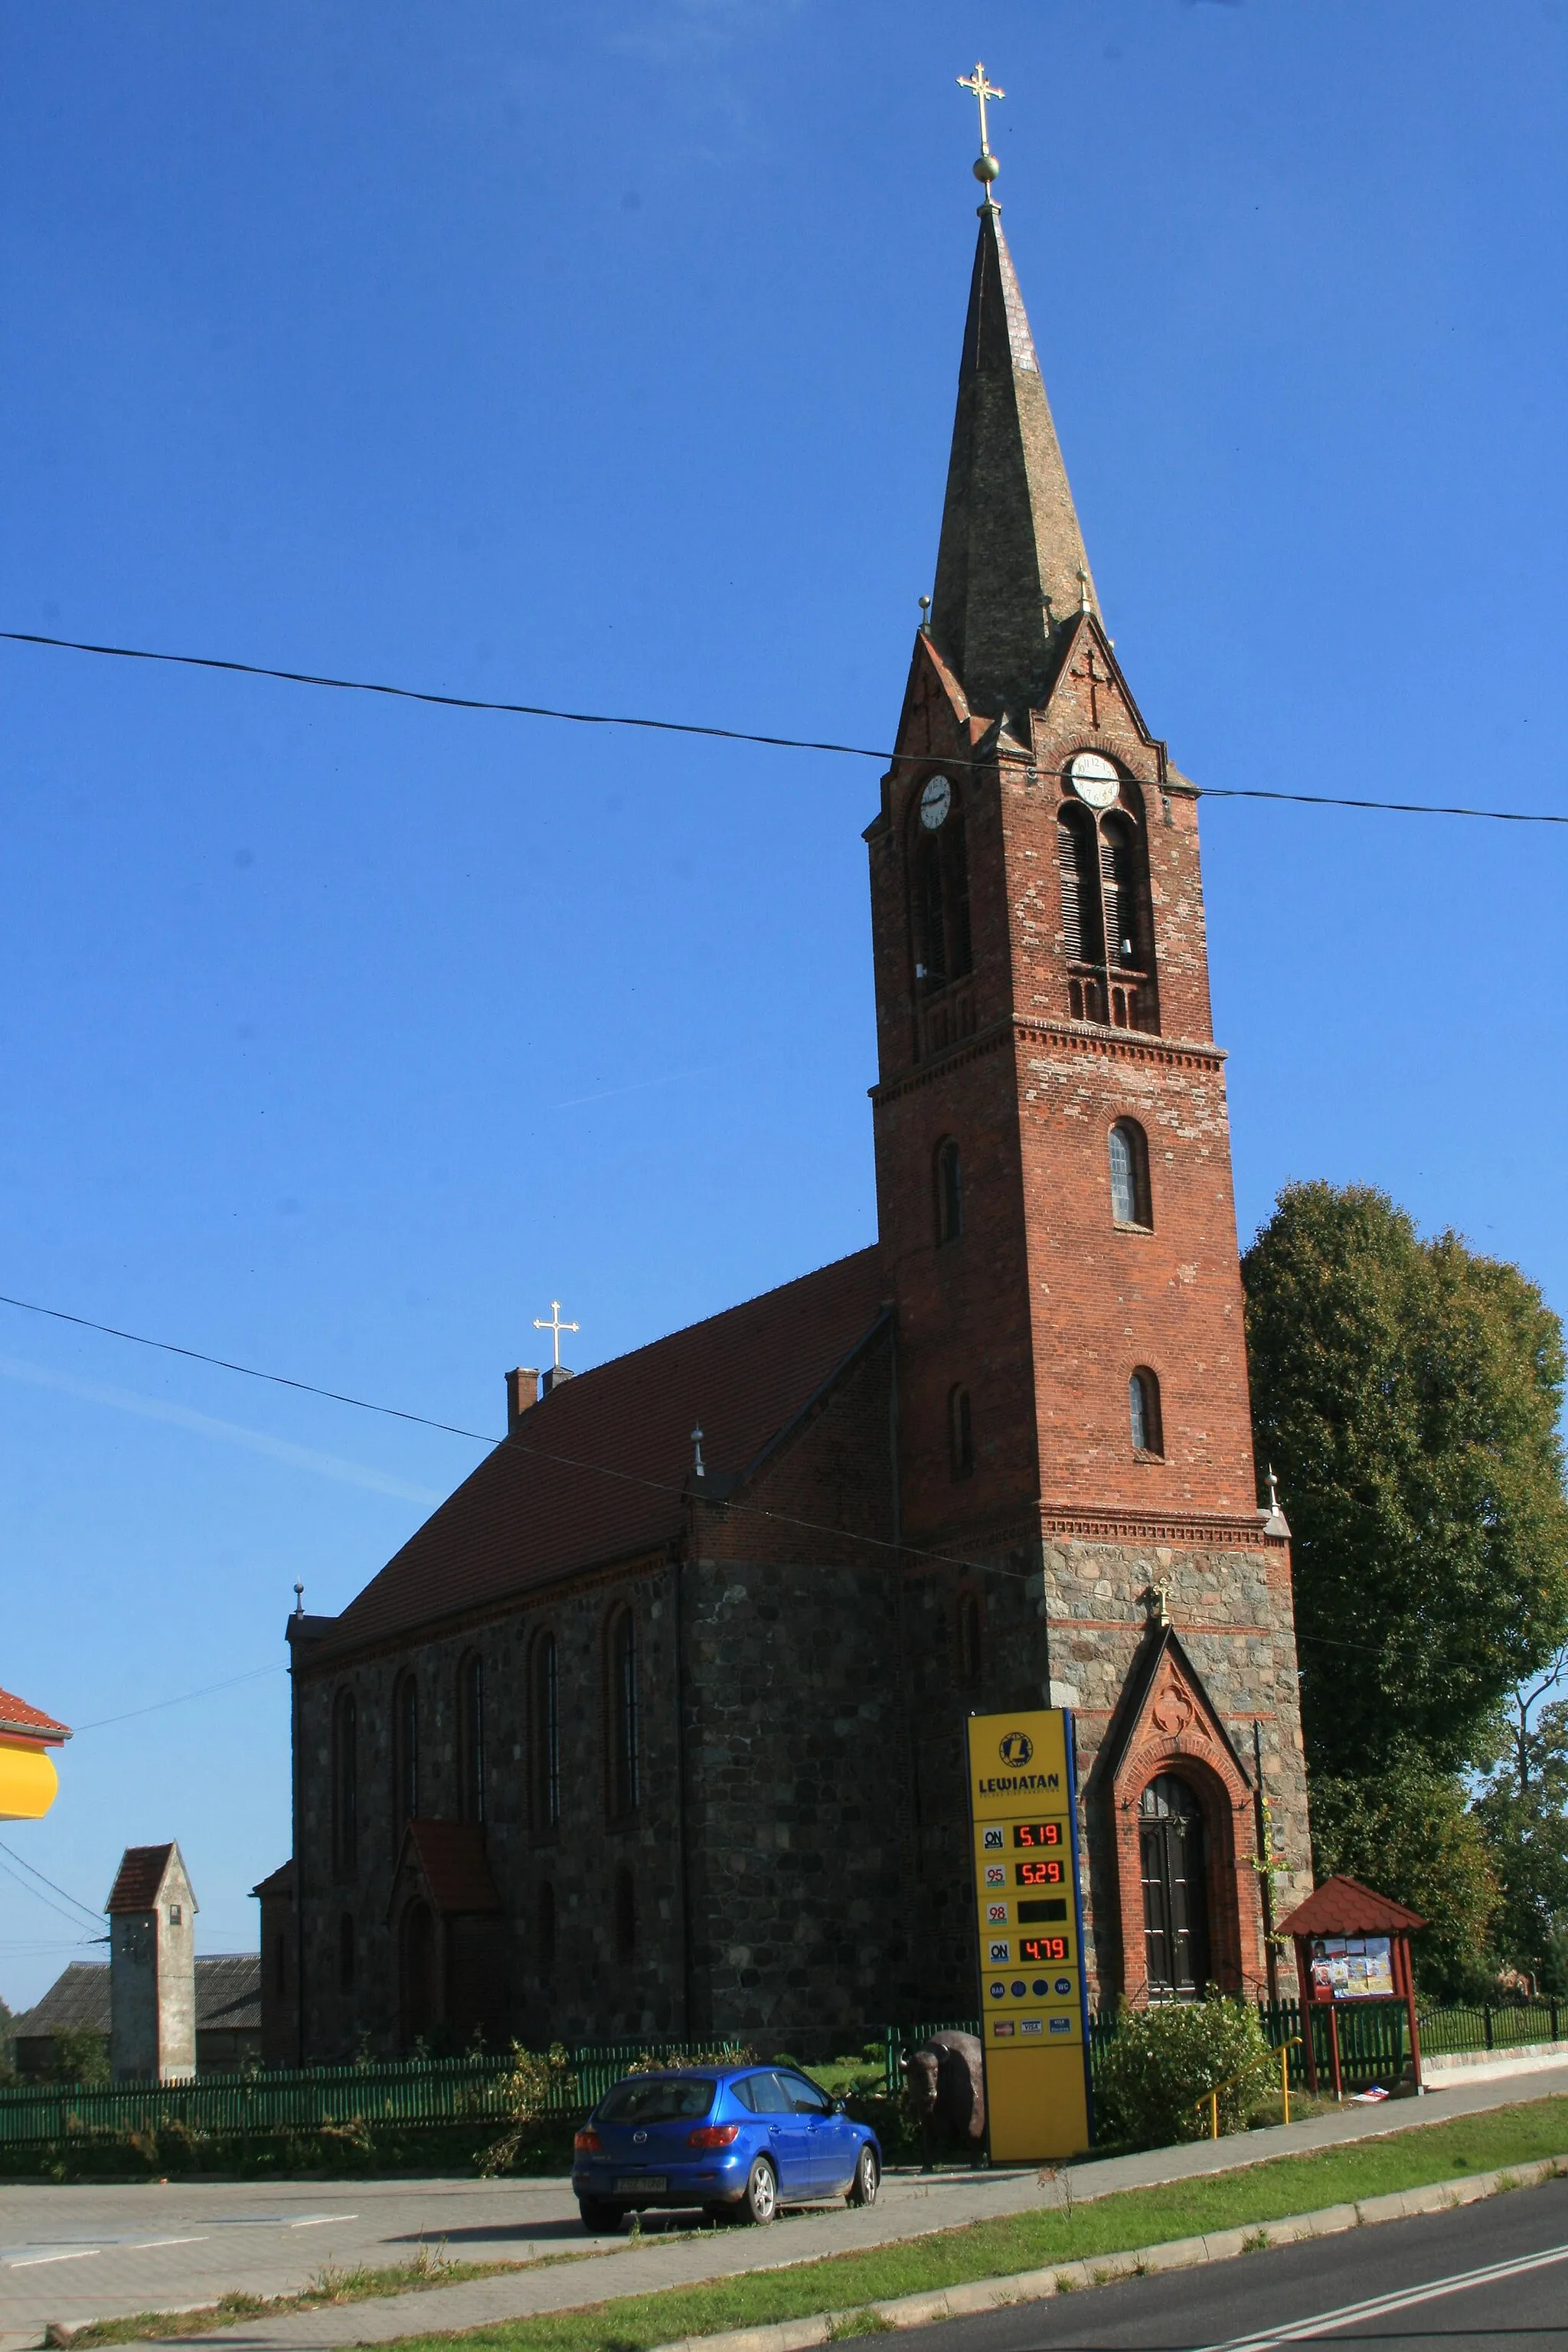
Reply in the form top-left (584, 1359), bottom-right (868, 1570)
top-left (927, 159), bottom-right (1098, 722)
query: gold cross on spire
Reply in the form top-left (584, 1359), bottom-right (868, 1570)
top-left (957, 61), bottom-right (1004, 157)
top-left (533, 1298), bottom-right (579, 1368)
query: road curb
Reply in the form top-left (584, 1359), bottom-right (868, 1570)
top-left (645, 2152), bottom-right (1568, 2352)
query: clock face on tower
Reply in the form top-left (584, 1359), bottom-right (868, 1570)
top-left (920, 774), bottom-right (953, 830)
top-left (1067, 751), bottom-right (1119, 811)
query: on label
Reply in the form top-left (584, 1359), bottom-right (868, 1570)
top-left (988, 1940), bottom-right (1011, 1963)
top-left (982, 1828), bottom-right (1004, 1849)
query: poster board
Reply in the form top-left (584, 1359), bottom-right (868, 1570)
top-left (965, 1707), bottom-right (1093, 2161)
top-left (1307, 1935), bottom-right (1396, 2001)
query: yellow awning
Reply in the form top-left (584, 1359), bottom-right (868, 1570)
top-left (0, 1740), bottom-right (60, 1821)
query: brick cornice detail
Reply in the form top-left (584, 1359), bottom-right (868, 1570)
top-left (1040, 1504), bottom-right (1281, 1550)
top-left (871, 1017), bottom-right (1224, 1108)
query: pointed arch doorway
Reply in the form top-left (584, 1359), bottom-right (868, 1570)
top-left (1139, 1774), bottom-right (1210, 1995)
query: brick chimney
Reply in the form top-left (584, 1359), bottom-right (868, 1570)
top-left (505, 1367), bottom-right (539, 1434)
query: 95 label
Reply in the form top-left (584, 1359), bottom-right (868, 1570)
top-left (985, 1864), bottom-right (1006, 1886)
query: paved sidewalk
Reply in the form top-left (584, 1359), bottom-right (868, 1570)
top-left (6, 2064), bottom-right (1564, 2352)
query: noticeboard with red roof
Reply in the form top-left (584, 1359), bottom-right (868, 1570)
top-left (1276, 1875), bottom-right (1427, 2096)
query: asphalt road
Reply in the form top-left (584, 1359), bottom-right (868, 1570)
top-left (907, 2177), bottom-right (1568, 2352)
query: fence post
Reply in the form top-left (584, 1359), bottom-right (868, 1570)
top-left (1483, 2004), bottom-right (1494, 2051)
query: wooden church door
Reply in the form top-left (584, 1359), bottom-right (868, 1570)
top-left (1139, 1775), bottom-right (1210, 1995)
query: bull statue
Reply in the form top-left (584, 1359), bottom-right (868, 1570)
top-left (903, 2030), bottom-right (985, 2167)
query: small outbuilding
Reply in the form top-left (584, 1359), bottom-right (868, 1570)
top-left (1276, 1873), bottom-right (1426, 2096)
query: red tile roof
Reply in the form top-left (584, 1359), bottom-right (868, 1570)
top-left (313, 1247), bottom-right (888, 1659)
top-left (396, 1820), bottom-right (503, 1915)
top-left (1276, 1874), bottom-right (1426, 1938)
top-left (106, 1843), bottom-right (192, 1914)
top-left (0, 1687), bottom-right (71, 1745)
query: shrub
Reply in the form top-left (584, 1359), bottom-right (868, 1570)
top-left (477, 2043), bottom-right (578, 2175)
top-left (1093, 1996), bottom-right (1276, 2150)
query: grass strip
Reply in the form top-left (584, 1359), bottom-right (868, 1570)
top-left (382, 2098), bottom-right (1568, 2352)
top-left (70, 2252), bottom-right (571, 2347)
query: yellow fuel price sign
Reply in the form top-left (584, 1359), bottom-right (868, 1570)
top-left (966, 1707), bottom-right (1093, 2161)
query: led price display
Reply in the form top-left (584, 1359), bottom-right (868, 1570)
top-left (1018, 1897), bottom-right (1067, 1924)
top-left (1020, 1935), bottom-right (1070, 1962)
top-left (1012, 1822), bottom-right (1063, 1848)
top-left (1016, 1859), bottom-right (1064, 1886)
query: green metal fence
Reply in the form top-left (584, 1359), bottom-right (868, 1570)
top-left (0, 2041), bottom-right (740, 2150)
top-left (884, 1998), bottom-right (1566, 2101)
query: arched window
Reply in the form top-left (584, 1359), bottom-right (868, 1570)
top-left (338, 1911), bottom-right (356, 1993)
top-left (392, 1673), bottom-right (419, 1837)
top-left (537, 1880), bottom-right (557, 1968)
top-left (613, 1864), bottom-right (637, 1963)
top-left (1109, 1120), bottom-right (1152, 1228)
top-left (458, 1652), bottom-right (485, 1824)
top-left (1100, 813), bottom-right (1146, 970)
top-left (532, 1632), bottom-right (560, 1836)
top-left (1129, 1368), bottom-right (1164, 1458)
top-left (1139, 1775), bottom-right (1210, 1995)
top-left (956, 1589), bottom-right (983, 1688)
top-left (1057, 804), bottom-right (1102, 967)
top-left (935, 1138), bottom-right (963, 1244)
top-left (331, 1688), bottom-right (358, 1880)
top-left (911, 791), bottom-right (972, 992)
top-left (607, 1607), bottom-right (640, 1819)
top-left (949, 1384), bottom-right (974, 1481)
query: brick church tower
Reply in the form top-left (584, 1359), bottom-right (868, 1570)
top-left (867, 179), bottom-right (1312, 2005)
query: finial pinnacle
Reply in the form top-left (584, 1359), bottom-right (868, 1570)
top-left (918, 593), bottom-right (932, 632)
top-left (957, 61), bottom-right (1004, 187)
top-left (292, 1581), bottom-right (305, 1615)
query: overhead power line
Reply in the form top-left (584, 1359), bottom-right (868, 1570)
top-left (0, 1837), bottom-right (103, 1926)
top-left (4, 627), bottom-right (1566, 826)
top-left (0, 1286), bottom-right (1407, 1667)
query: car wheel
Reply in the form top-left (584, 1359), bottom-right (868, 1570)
top-left (577, 2197), bottom-right (623, 2233)
top-left (846, 2145), bottom-right (880, 2207)
top-left (740, 2155), bottom-right (778, 2224)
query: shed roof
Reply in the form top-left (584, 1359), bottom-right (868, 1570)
top-left (250, 1860), bottom-right (295, 1900)
top-left (0, 1686), bottom-right (70, 1745)
top-left (11, 1953), bottom-right (260, 2040)
top-left (310, 1247), bottom-right (888, 1660)
top-left (1276, 1874), bottom-right (1427, 1938)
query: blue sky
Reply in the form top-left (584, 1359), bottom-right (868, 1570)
top-left (2, 0), bottom-right (1565, 2008)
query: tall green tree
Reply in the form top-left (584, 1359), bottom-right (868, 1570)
top-left (1242, 1184), bottom-right (1568, 1782)
top-left (1472, 1651), bottom-right (1568, 1993)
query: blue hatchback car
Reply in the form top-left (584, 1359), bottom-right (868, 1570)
top-left (572, 2063), bottom-right (882, 2230)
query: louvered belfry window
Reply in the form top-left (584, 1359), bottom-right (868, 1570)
top-left (1058, 805), bottom-right (1101, 965)
top-left (1101, 815), bottom-right (1142, 969)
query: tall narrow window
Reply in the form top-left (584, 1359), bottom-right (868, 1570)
top-left (956, 1590), bottom-right (983, 1688)
top-left (949, 1384), bottom-right (974, 1481)
top-left (392, 1673), bottom-right (419, 1836)
top-left (332, 1688), bottom-right (358, 1880)
top-left (911, 789), bottom-right (972, 991)
top-left (613, 1864), bottom-right (637, 1963)
top-left (1109, 1120), bottom-right (1152, 1228)
top-left (608, 1608), bottom-right (640, 1819)
top-left (533, 1632), bottom-right (560, 1835)
top-left (935, 1138), bottom-right (963, 1244)
top-left (458, 1652), bottom-right (485, 1824)
top-left (1057, 805), bottom-right (1102, 966)
top-left (1101, 815), bottom-right (1146, 970)
top-left (1129, 1368), bottom-right (1164, 1458)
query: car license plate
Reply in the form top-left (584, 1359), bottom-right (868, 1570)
top-left (614, 2175), bottom-right (666, 2194)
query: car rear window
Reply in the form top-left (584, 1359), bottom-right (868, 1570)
top-left (598, 2075), bottom-right (717, 2125)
